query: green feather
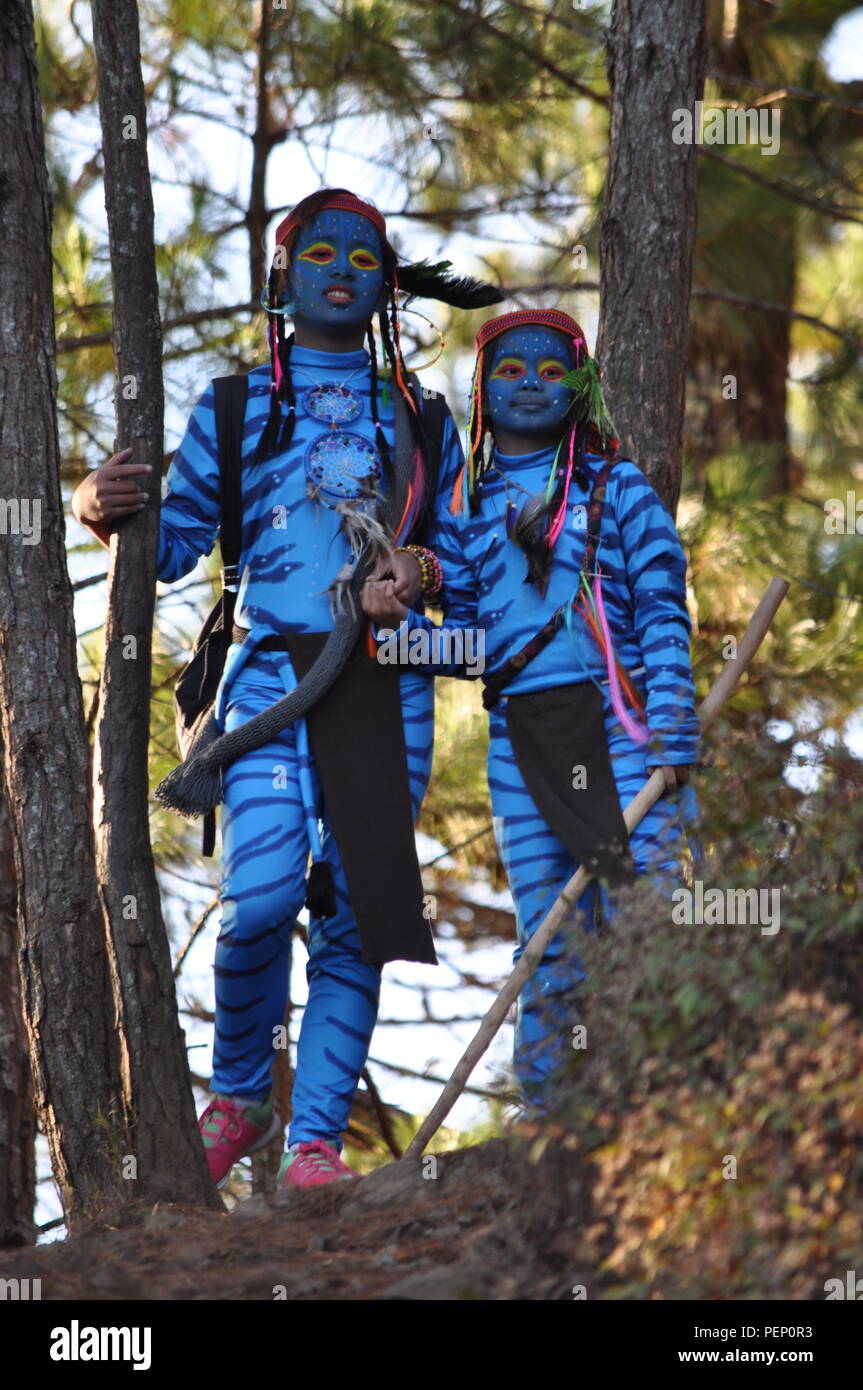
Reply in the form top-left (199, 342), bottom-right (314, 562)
top-left (560, 359), bottom-right (617, 444)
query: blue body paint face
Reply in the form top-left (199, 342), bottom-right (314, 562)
top-left (484, 327), bottom-right (578, 441)
top-left (286, 210), bottom-right (385, 335)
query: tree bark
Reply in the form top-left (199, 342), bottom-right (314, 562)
top-left (0, 0), bottom-right (127, 1231)
top-left (0, 738), bottom-right (35, 1248)
top-left (248, 0), bottom-right (288, 302)
top-left (90, 0), bottom-right (220, 1209)
top-left (597, 0), bottom-right (708, 515)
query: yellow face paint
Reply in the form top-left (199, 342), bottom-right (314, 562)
top-left (489, 356), bottom-right (527, 381)
top-left (348, 247), bottom-right (382, 271)
top-left (297, 240), bottom-right (336, 266)
top-left (537, 357), bottom-right (568, 382)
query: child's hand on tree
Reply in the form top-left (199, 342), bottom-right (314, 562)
top-left (71, 447), bottom-right (152, 547)
top-left (360, 549), bottom-right (422, 624)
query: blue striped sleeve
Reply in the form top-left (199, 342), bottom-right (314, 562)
top-left (612, 461), bottom-right (700, 766)
top-left (156, 383), bottom-right (221, 583)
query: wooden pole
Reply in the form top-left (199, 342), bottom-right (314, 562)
top-left (404, 577), bottom-right (790, 1158)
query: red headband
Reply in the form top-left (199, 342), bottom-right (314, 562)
top-left (274, 193), bottom-right (388, 251)
top-left (475, 308), bottom-right (588, 353)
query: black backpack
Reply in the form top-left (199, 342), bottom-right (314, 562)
top-left (170, 372), bottom-right (450, 857)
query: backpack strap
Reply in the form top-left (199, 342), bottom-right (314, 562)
top-left (213, 373), bottom-right (250, 589)
top-left (200, 373), bottom-right (248, 855)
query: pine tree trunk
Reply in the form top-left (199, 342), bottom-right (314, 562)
top-left (90, 0), bottom-right (221, 1210)
top-left (248, 0), bottom-right (288, 303)
top-left (0, 739), bottom-right (35, 1248)
top-left (597, 0), bottom-right (708, 515)
top-left (0, 0), bottom-right (127, 1231)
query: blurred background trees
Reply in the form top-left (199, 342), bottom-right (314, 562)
top-left (21, 0), bottom-right (863, 1234)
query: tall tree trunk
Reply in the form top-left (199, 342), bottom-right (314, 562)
top-left (0, 739), bottom-right (35, 1248)
top-left (0, 0), bottom-right (127, 1231)
top-left (248, 0), bottom-right (289, 302)
top-left (597, 0), bottom-right (708, 515)
top-left (90, 0), bottom-right (220, 1210)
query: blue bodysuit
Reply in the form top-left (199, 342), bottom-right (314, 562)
top-left (380, 444), bottom-right (700, 1094)
top-left (157, 346), bottom-right (463, 1145)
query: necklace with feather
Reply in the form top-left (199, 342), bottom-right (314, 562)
top-left (488, 435), bottom-right (588, 597)
top-left (486, 459), bottom-right (537, 543)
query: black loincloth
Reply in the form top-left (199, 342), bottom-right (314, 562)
top-left (284, 631), bottom-right (436, 967)
top-left (504, 681), bottom-right (634, 885)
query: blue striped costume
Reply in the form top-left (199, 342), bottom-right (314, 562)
top-left (157, 347), bottom-right (463, 1145)
top-left (385, 443), bottom-right (700, 1093)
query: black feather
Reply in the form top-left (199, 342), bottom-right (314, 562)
top-left (398, 259), bottom-right (504, 309)
top-left (509, 491), bottom-right (557, 599)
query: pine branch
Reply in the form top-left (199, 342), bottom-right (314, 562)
top-left (699, 146), bottom-right (863, 225)
top-left (706, 71), bottom-right (863, 119)
top-left (57, 301), bottom-right (259, 352)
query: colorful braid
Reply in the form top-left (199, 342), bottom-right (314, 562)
top-left (390, 267), bottom-right (419, 418)
top-left (546, 426), bottom-right (576, 548)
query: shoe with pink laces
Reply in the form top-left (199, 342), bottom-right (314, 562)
top-left (278, 1139), bottom-right (360, 1190)
top-left (199, 1092), bottom-right (281, 1189)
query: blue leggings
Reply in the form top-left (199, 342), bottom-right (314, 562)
top-left (488, 691), bottom-right (696, 1097)
top-left (211, 650), bottom-right (433, 1147)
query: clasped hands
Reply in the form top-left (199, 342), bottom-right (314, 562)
top-left (360, 549), bottom-right (422, 625)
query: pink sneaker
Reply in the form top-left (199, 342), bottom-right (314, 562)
top-left (199, 1094), bottom-right (281, 1188)
top-left (278, 1140), bottom-right (360, 1190)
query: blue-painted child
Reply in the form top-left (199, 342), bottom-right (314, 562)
top-left (72, 188), bottom-right (502, 1185)
top-left (362, 309), bottom-right (699, 1103)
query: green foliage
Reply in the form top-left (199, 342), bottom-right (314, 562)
top-left (417, 674), bottom-right (499, 879)
top-left (682, 448), bottom-right (863, 726)
top-left (540, 729), bottom-right (863, 1297)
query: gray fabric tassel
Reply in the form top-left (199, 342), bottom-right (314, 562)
top-left (155, 603), bottom-right (362, 818)
top-left (155, 382), bottom-right (419, 821)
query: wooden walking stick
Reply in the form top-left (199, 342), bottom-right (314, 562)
top-left (404, 576), bottom-right (790, 1158)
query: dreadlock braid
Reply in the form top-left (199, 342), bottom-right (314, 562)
top-left (255, 266), bottom-right (298, 465)
top-left (450, 348), bottom-right (492, 518)
top-left (254, 269), bottom-right (284, 463)
top-left (377, 281), bottom-right (438, 542)
top-left (366, 320), bottom-right (393, 490)
top-left (276, 331), bottom-right (297, 453)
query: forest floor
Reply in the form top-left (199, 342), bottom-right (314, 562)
top-left (5, 1135), bottom-right (604, 1301)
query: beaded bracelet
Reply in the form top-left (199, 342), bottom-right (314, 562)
top-left (395, 544), bottom-right (443, 599)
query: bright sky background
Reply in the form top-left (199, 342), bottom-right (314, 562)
top-left (822, 5), bottom-right (863, 76)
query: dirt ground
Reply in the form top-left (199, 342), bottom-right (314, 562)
top-left (4, 1137), bottom-right (605, 1301)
